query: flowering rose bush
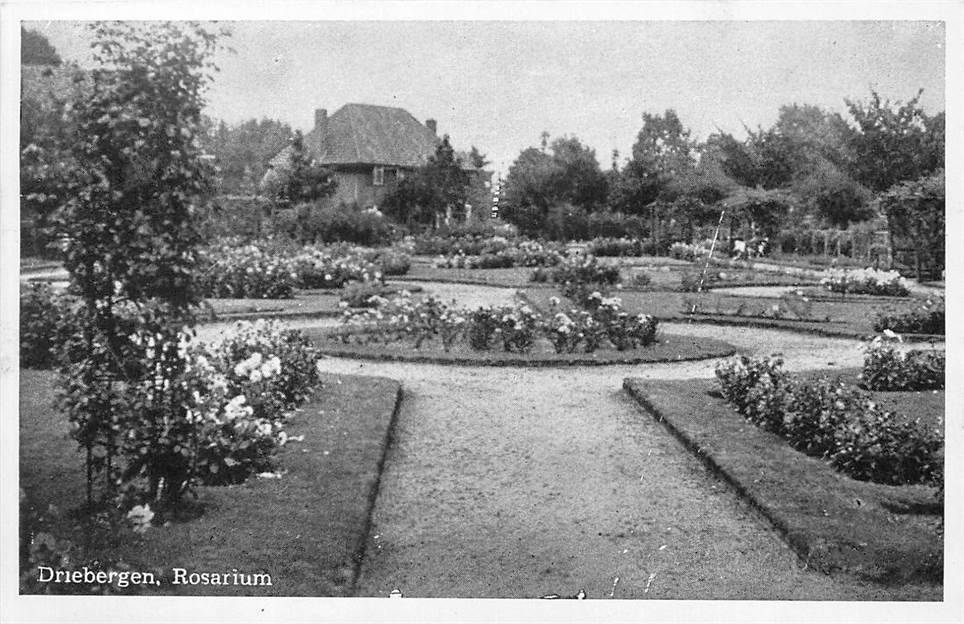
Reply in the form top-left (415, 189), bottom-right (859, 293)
top-left (196, 238), bottom-right (411, 298)
top-left (715, 355), bottom-right (943, 485)
top-left (669, 241), bottom-right (712, 262)
top-left (820, 267), bottom-right (909, 297)
top-left (197, 242), bottom-right (298, 299)
top-left (861, 336), bottom-right (944, 391)
top-left (433, 239), bottom-right (564, 270)
top-left (549, 254), bottom-right (621, 304)
top-left (874, 299), bottom-right (944, 335)
top-left (495, 303), bottom-right (540, 353)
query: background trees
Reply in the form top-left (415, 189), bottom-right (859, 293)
top-left (381, 135), bottom-right (471, 230)
top-left (202, 117), bottom-right (294, 194)
top-left (499, 134), bottom-right (606, 236)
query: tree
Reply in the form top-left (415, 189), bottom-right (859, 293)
top-left (500, 134), bottom-right (607, 235)
top-left (21, 27), bottom-right (62, 65)
top-left (846, 89), bottom-right (944, 192)
top-left (791, 161), bottom-right (874, 227)
top-left (878, 169), bottom-right (944, 279)
top-left (381, 135), bottom-right (471, 229)
top-left (468, 145), bottom-right (489, 169)
top-left (50, 21), bottom-right (224, 507)
top-left (262, 130), bottom-right (337, 204)
top-left (202, 117), bottom-right (294, 194)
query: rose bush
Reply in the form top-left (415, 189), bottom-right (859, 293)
top-left (715, 355), bottom-right (943, 485)
top-left (861, 336), bottom-right (944, 391)
top-left (820, 267), bottom-right (909, 297)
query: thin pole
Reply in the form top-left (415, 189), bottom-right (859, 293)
top-left (691, 207), bottom-right (726, 314)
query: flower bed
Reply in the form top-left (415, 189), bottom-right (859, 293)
top-left (668, 241), bottom-right (712, 262)
top-left (196, 238), bottom-right (413, 298)
top-left (874, 299), bottom-right (944, 335)
top-left (862, 337), bottom-right (944, 391)
top-left (820, 267), bottom-right (910, 297)
top-left (327, 290), bottom-right (659, 356)
top-left (714, 355), bottom-right (942, 485)
top-left (157, 319), bottom-right (322, 486)
top-left (432, 239), bottom-right (564, 270)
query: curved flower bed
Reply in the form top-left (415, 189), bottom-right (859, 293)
top-left (820, 267), bottom-right (909, 297)
top-left (306, 327), bottom-right (735, 367)
top-left (196, 238), bottom-right (412, 299)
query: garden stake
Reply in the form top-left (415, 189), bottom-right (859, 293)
top-left (691, 207), bottom-right (726, 314)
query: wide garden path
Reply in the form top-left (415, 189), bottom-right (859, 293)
top-left (307, 283), bottom-right (938, 600)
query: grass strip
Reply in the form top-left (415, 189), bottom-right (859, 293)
top-left (622, 376), bottom-right (942, 585)
top-left (19, 370), bottom-right (403, 596)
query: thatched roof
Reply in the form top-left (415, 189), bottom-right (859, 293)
top-left (301, 103), bottom-right (439, 168)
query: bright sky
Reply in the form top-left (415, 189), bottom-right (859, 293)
top-left (27, 20), bottom-right (945, 176)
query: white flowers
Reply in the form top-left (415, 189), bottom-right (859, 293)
top-left (232, 352), bottom-right (282, 382)
top-left (127, 504), bottom-right (155, 534)
top-left (224, 395), bottom-right (253, 422)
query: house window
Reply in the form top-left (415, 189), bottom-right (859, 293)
top-left (373, 166), bottom-right (385, 186)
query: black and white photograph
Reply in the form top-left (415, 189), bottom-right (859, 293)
top-left (1, 2), bottom-right (961, 622)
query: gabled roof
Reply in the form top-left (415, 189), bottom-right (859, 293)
top-left (308, 103), bottom-right (439, 168)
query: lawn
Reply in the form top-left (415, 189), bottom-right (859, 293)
top-left (19, 369), bottom-right (402, 596)
top-left (622, 375), bottom-right (943, 590)
top-left (522, 287), bottom-right (918, 338)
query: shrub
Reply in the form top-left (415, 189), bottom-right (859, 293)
top-left (291, 247), bottom-right (381, 289)
top-left (197, 242), bottom-right (298, 299)
top-left (20, 283), bottom-right (74, 369)
top-left (551, 255), bottom-right (620, 303)
top-left (494, 303), bottom-right (541, 353)
top-left (861, 338), bottom-right (944, 391)
top-left (668, 242), bottom-right (710, 262)
top-left (432, 238), bottom-right (564, 270)
top-left (820, 267), bottom-right (909, 297)
top-left (467, 307), bottom-right (501, 350)
top-left (628, 271), bottom-right (652, 288)
top-left (297, 202), bottom-right (395, 246)
top-left (340, 280), bottom-right (393, 308)
top-left (715, 355), bottom-right (943, 485)
top-left (874, 299), bottom-right (944, 335)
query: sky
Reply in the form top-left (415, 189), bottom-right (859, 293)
top-left (25, 20), bottom-right (945, 176)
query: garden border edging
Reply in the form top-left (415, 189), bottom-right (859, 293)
top-left (621, 378), bottom-right (943, 585)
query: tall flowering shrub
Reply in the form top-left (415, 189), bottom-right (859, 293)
top-left (48, 23), bottom-right (224, 509)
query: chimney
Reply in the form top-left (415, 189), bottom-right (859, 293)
top-left (315, 108), bottom-right (328, 132)
top-left (425, 118), bottom-right (437, 134)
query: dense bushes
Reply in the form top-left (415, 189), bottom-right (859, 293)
top-left (820, 267), bottom-right (909, 297)
top-left (874, 299), bottom-right (944, 335)
top-left (195, 238), bottom-right (411, 298)
top-left (19, 283), bottom-right (75, 369)
top-left (587, 237), bottom-right (652, 257)
top-left (276, 202), bottom-right (396, 246)
top-left (861, 339), bottom-right (944, 391)
top-left (546, 255), bottom-right (621, 303)
top-left (332, 291), bottom-right (658, 355)
top-left (715, 355), bottom-right (943, 485)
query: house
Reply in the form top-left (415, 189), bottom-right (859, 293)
top-left (265, 103), bottom-right (491, 218)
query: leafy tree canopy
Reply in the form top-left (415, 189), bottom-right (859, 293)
top-left (845, 89), bottom-right (944, 192)
top-left (22, 27), bottom-right (62, 65)
top-left (261, 130), bottom-right (337, 205)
